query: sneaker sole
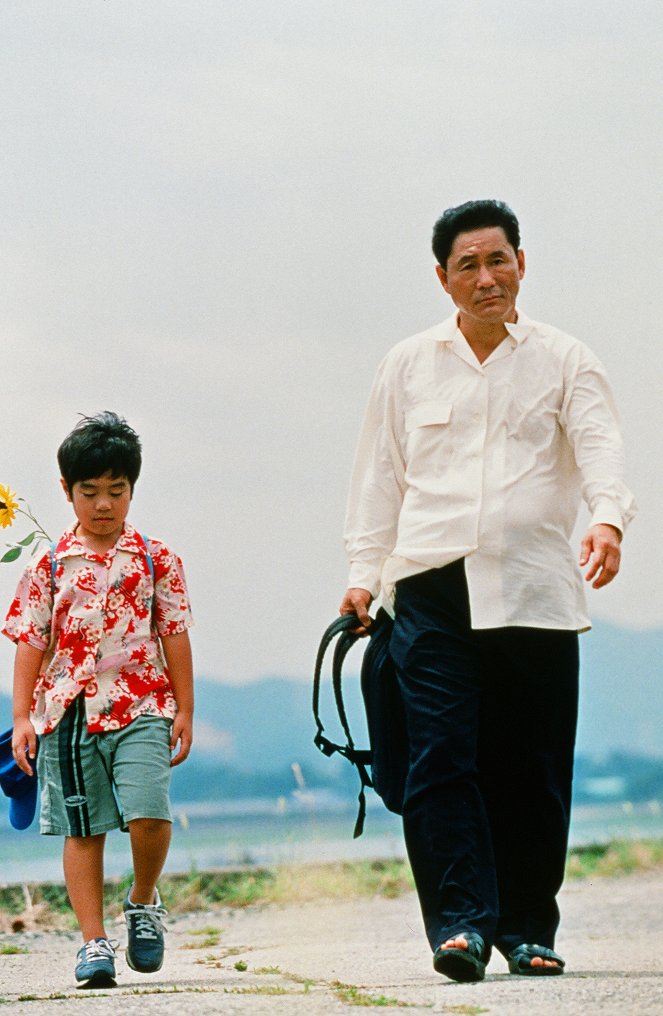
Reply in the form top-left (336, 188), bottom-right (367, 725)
top-left (76, 970), bottom-right (117, 989)
top-left (126, 951), bottom-right (163, 974)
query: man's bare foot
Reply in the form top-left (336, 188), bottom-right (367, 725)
top-left (506, 943), bottom-right (565, 976)
top-left (433, 932), bottom-right (487, 983)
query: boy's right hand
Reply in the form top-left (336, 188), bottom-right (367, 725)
top-left (11, 718), bottom-right (37, 776)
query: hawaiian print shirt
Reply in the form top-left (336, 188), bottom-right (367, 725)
top-left (2, 522), bottom-right (193, 735)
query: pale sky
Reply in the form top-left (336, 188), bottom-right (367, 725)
top-left (2, 0), bottom-right (661, 686)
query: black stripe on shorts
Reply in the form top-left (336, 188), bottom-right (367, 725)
top-left (57, 694), bottom-right (91, 837)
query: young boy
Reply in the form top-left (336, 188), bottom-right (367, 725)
top-left (3, 412), bottom-right (194, 988)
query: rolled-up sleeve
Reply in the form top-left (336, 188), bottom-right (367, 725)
top-left (151, 543), bottom-right (194, 638)
top-left (2, 553), bottom-right (53, 650)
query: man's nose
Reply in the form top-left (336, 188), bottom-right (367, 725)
top-left (95, 495), bottom-right (112, 511)
top-left (476, 265), bottom-right (496, 287)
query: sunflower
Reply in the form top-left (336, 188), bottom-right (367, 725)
top-left (0, 484), bottom-right (19, 528)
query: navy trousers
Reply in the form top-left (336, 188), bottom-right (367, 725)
top-left (390, 560), bottom-right (579, 957)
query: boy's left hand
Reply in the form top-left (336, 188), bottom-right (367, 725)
top-left (170, 713), bottom-right (193, 766)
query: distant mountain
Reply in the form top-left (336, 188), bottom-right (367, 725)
top-left (0, 621), bottom-right (661, 810)
top-left (188, 620), bottom-right (663, 768)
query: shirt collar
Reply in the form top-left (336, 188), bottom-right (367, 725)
top-left (55, 521), bottom-right (144, 559)
top-left (435, 309), bottom-right (535, 349)
top-left (505, 310), bottom-right (535, 345)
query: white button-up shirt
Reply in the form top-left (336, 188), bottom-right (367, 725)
top-left (344, 311), bottom-right (636, 631)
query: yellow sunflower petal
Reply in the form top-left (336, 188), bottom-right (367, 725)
top-left (0, 484), bottom-right (19, 528)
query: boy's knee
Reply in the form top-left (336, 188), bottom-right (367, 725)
top-left (127, 817), bottom-right (171, 835)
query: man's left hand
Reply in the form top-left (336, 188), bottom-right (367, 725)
top-left (579, 524), bottom-right (622, 589)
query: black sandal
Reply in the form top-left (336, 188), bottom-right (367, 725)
top-left (433, 932), bottom-right (487, 983)
top-left (507, 943), bottom-right (565, 976)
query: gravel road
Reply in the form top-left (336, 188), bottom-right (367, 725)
top-left (1, 869), bottom-right (662, 1014)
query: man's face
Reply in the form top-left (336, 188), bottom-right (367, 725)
top-left (436, 226), bottom-right (525, 326)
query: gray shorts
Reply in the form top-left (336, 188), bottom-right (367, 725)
top-left (38, 695), bottom-right (173, 836)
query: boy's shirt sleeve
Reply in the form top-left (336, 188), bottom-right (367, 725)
top-left (150, 541), bottom-right (193, 638)
top-left (2, 552), bottom-right (53, 651)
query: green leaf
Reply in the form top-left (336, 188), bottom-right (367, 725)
top-left (18, 532), bottom-right (37, 547)
top-left (1, 547), bottom-right (22, 563)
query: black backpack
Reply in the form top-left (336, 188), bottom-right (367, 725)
top-left (312, 608), bottom-right (409, 837)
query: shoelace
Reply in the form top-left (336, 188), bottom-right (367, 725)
top-left (80, 938), bottom-right (117, 961)
top-left (125, 905), bottom-right (168, 941)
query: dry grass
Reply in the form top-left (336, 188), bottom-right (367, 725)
top-left (2, 841), bottom-right (663, 932)
top-left (565, 837), bottom-right (663, 879)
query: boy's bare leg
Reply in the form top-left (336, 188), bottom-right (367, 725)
top-left (63, 834), bottom-right (107, 941)
top-left (127, 818), bottom-right (171, 903)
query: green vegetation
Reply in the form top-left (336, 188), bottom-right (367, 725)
top-left (0, 945), bottom-right (28, 955)
top-left (181, 925), bottom-right (223, 949)
top-left (331, 981), bottom-right (420, 1007)
top-left (1, 841), bottom-right (662, 932)
top-left (446, 1007), bottom-right (489, 1015)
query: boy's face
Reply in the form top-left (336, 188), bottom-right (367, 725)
top-left (61, 470), bottom-right (132, 547)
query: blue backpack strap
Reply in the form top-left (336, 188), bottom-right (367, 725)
top-left (141, 533), bottom-right (154, 582)
top-left (141, 534), bottom-right (156, 626)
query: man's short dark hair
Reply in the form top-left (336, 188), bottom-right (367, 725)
top-left (432, 200), bottom-right (520, 268)
top-left (58, 411), bottom-right (142, 493)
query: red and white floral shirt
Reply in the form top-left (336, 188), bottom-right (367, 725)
top-left (2, 522), bottom-right (193, 735)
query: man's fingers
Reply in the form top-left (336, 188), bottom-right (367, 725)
top-left (578, 536), bottom-right (592, 567)
top-left (581, 525), bottom-right (622, 589)
top-left (585, 546), bottom-right (621, 588)
top-left (591, 548), bottom-right (621, 588)
top-left (339, 588), bottom-right (373, 633)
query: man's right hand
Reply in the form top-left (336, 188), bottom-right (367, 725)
top-left (11, 718), bottom-right (37, 777)
top-left (339, 587), bottom-right (374, 635)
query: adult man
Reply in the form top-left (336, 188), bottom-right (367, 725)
top-left (340, 200), bottom-right (636, 982)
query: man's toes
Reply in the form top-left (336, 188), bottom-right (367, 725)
top-left (440, 936), bottom-right (469, 951)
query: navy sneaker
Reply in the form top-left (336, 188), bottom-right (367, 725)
top-left (74, 937), bottom-right (117, 987)
top-left (124, 889), bottom-right (167, 972)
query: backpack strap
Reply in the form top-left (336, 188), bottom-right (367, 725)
top-left (313, 613), bottom-right (374, 838)
top-left (312, 614), bottom-right (357, 751)
top-left (140, 534), bottom-right (154, 579)
top-left (140, 534), bottom-right (156, 624)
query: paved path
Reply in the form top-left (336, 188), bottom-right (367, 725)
top-left (1, 869), bottom-right (662, 1014)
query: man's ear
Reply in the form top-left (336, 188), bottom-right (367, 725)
top-left (435, 263), bottom-right (450, 294)
top-left (60, 477), bottom-right (72, 503)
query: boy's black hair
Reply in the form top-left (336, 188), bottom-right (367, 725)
top-left (432, 199), bottom-right (521, 268)
top-left (58, 411), bottom-right (142, 493)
